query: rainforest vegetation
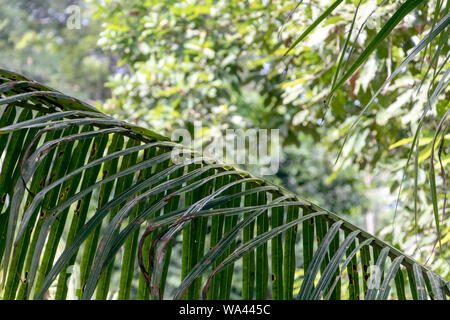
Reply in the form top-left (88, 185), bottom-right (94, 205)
top-left (0, 0), bottom-right (448, 300)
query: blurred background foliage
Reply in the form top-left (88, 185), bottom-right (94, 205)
top-left (0, 0), bottom-right (111, 101)
top-left (0, 0), bottom-right (448, 296)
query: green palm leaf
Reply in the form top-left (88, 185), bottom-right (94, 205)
top-left (0, 69), bottom-right (448, 300)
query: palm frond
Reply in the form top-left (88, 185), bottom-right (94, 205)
top-left (0, 69), bottom-right (448, 300)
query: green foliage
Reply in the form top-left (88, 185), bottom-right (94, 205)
top-left (92, 0), bottom-right (449, 279)
top-left (0, 69), bottom-right (448, 300)
top-left (0, 0), bottom-right (448, 300)
top-left (0, 0), bottom-right (110, 102)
